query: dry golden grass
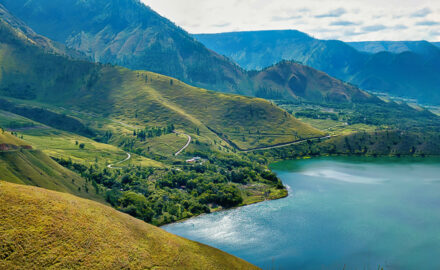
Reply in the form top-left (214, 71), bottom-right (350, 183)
top-left (0, 182), bottom-right (259, 270)
top-left (0, 132), bottom-right (27, 147)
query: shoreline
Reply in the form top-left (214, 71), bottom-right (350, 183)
top-left (160, 185), bottom-right (289, 228)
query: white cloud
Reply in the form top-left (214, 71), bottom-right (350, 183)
top-left (411, 7), bottom-right (432, 17)
top-left (315, 8), bottom-right (347, 18)
top-left (142, 0), bottom-right (440, 41)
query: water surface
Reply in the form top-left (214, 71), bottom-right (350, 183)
top-left (164, 157), bottom-right (440, 269)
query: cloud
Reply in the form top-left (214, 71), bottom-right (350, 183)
top-left (315, 8), bottom-right (346, 18)
top-left (416, 21), bottom-right (440, 26)
top-left (297, 8), bottom-right (310, 13)
top-left (211, 23), bottom-right (231, 28)
top-left (310, 27), bottom-right (338, 33)
top-left (330, 20), bottom-right (361, 26)
top-left (271, 15), bottom-right (302, 22)
top-left (411, 7), bottom-right (432, 17)
top-left (361, 24), bottom-right (387, 32)
top-left (343, 30), bottom-right (366, 37)
top-left (393, 24), bottom-right (408, 30)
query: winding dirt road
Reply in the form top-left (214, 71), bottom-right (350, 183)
top-left (173, 131), bottom-right (192, 156)
top-left (107, 153), bottom-right (131, 169)
top-left (240, 135), bottom-right (333, 152)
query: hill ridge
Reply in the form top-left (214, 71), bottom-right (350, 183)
top-left (0, 9), bottom-right (323, 151)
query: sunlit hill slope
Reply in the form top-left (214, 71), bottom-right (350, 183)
top-left (0, 132), bottom-right (103, 202)
top-left (0, 181), bottom-right (259, 269)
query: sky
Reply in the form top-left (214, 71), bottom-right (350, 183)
top-left (142, 0), bottom-right (440, 42)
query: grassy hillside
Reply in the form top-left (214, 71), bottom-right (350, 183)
top-left (0, 16), bottom-right (323, 151)
top-left (0, 181), bottom-right (259, 270)
top-left (0, 129), bottom-right (26, 146)
top-left (0, 132), bottom-right (104, 202)
top-left (0, 109), bottom-right (163, 168)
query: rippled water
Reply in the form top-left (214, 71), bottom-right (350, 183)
top-left (163, 157), bottom-right (440, 270)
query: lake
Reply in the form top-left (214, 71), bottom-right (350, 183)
top-left (163, 157), bottom-right (440, 270)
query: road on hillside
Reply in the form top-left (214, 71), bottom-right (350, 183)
top-left (107, 153), bottom-right (131, 169)
top-left (173, 131), bottom-right (192, 156)
top-left (240, 135), bottom-right (333, 152)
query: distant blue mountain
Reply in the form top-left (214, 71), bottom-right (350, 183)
top-left (348, 41), bottom-right (440, 56)
top-left (194, 30), bottom-right (440, 104)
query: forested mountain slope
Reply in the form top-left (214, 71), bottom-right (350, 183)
top-left (0, 0), bottom-right (375, 104)
top-left (0, 0), bottom-right (248, 93)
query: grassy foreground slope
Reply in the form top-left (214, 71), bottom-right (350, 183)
top-left (0, 132), bottom-right (103, 202)
top-left (0, 16), bottom-right (323, 150)
top-left (0, 181), bottom-right (259, 270)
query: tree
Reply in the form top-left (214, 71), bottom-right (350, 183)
top-left (119, 191), bottom-right (154, 222)
top-left (79, 143), bottom-right (85, 149)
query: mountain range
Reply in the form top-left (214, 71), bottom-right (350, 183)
top-left (0, 0), bottom-right (375, 104)
top-left (195, 30), bottom-right (440, 104)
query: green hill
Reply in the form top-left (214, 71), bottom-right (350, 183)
top-left (0, 181), bottom-right (259, 269)
top-left (0, 13), bottom-right (323, 151)
top-left (0, 132), bottom-right (103, 202)
top-left (0, 109), bottom-right (163, 168)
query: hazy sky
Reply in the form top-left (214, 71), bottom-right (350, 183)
top-left (142, 0), bottom-right (440, 41)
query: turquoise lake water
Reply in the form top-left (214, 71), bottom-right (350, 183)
top-left (163, 157), bottom-right (440, 269)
